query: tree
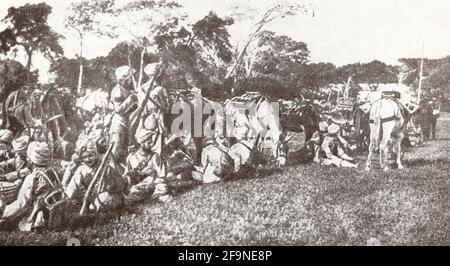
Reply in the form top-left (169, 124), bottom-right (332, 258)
top-left (50, 57), bottom-right (83, 90)
top-left (94, 0), bottom-right (186, 90)
top-left (64, 0), bottom-right (115, 94)
top-left (0, 3), bottom-right (63, 70)
top-left (335, 61), bottom-right (398, 85)
top-left (226, 2), bottom-right (315, 86)
top-left (253, 30), bottom-right (310, 77)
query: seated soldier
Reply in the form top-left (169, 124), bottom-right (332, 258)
top-left (0, 141), bottom-right (64, 231)
top-left (229, 125), bottom-right (257, 178)
top-left (0, 129), bottom-right (14, 162)
top-left (0, 136), bottom-right (30, 180)
top-left (307, 121), bottom-right (329, 164)
top-left (0, 136), bottom-right (31, 205)
top-left (320, 124), bottom-right (358, 168)
top-left (123, 127), bottom-right (172, 205)
top-left (65, 141), bottom-right (127, 212)
top-left (194, 134), bottom-right (234, 184)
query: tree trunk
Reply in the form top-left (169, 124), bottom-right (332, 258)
top-left (0, 101), bottom-right (6, 129)
top-left (77, 39), bottom-right (84, 96)
top-left (25, 48), bottom-right (33, 71)
top-left (137, 48), bottom-right (145, 90)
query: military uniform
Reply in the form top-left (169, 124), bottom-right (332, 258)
top-left (65, 163), bottom-right (126, 212)
top-left (0, 142), bottom-right (64, 231)
top-left (0, 136), bottom-right (30, 204)
top-left (124, 149), bottom-right (169, 204)
top-left (123, 126), bottom-right (171, 204)
top-left (229, 139), bottom-right (256, 178)
top-left (109, 83), bottom-right (137, 164)
top-left (197, 142), bottom-right (234, 183)
top-left (0, 130), bottom-right (14, 162)
top-left (320, 124), bottom-right (357, 168)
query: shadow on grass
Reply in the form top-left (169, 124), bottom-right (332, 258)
top-left (404, 158), bottom-right (450, 168)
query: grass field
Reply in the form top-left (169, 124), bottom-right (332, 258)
top-left (1, 114), bottom-right (449, 246)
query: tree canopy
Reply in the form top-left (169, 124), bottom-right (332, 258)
top-left (0, 3), bottom-right (63, 70)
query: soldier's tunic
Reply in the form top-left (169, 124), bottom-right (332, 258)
top-left (65, 163), bottom-right (126, 212)
top-left (229, 140), bottom-right (256, 178)
top-left (0, 130), bottom-right (13, 162)
top-left (109, 84), bottom-right (137, 163)
top-left (0, 144), bottom-right (12, 162)
top-left (0, 167), bottom-right (57, 231)
top-left (320, 134), bottom-right (353, 167)
top-left (124, 149), bottom-right (169, 203)
top-left (199, 144), bottom-right (234, 183)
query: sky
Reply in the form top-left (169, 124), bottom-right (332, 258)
top-left (1, 0), bottom-right (450, 82)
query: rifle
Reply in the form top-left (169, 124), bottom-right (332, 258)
top-left (79, 143), bottom-right (114, 216)
top-left (130, 65), bottom-right (162, 137)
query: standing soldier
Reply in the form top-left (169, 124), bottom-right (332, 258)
top-left (429, 98), bottom-right (441, 140)
top-left (0, 141), bottom-right (63, 231)
top-left (137, 63), bottom-right (171, 131)
top-left (186, 73), bottom-right (204, 165)
top-left (124, 125), bottom-right (172, 204)
top-left (194, 134), bottom-right (234, 184)
top-left (65, 141), bottom-right (127, 212)
top-left (109, 66), bottom-right (138, 166)
top-left (229, 125), bottom-right (257, 178)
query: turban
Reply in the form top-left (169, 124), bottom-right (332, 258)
top-left (12, 136), bottom-right (30, 155)
top-left (142, 115), bottom-right (159, 131)
top-left (135, 129), bottom-right (158, 145)
top-left (27, 141), bottom-right (51, 166)
top-left (233, 125), bottom-right (249, 139)
top-left (115, 66), bottom-right (135, 82)
top-left (144, 63), bottom-right (158, 77)
top-left (329, 112), bottom-right (347, 125)
top-left (190, 87), bottom-right (202, 95)
top-left (319, 121), bottom-right (328, 132)
top-left (327, 124), bottom-right (340, 135)
top-left (80, 141), bottom-right (97, 157)
top-left (0, 129), bottom-right (14, 144)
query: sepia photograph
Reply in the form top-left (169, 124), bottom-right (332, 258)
top-left (0, 0), bottom-right (449, 248)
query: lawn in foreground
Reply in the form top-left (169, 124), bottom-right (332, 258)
top-left (0, 114), bottom-right (449, 245)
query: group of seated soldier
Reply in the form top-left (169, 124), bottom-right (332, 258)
top-left (0, 107), bottom-right (261, 232)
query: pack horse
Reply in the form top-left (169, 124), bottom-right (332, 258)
top-left (365, 96), bottom-right (408, 171)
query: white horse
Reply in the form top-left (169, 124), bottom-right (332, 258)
top-left (224, 94), bottom-right (289, 166)
top-left (365, 97), bottom-right (407, 171)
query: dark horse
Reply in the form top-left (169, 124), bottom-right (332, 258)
top-left (351, 102), bottom-right (371, 150)
top-left (4, 86), bottom-right (73, 159)
top-left (280, 102), bottom-right (320, 141)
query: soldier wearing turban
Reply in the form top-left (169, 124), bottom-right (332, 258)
top-left (319, 124), bottom-right (358, 168)
top-left (229, 125), bottom-right (257, 178)
top-left (123, 124), bottom-right (172, 205)
top-left (0, 142), bottom-right (62, 231)
top-left (109, 65), bottom-right (138, 165)
top-left (194, 133), bottom-right (234, 184)
top-left (0, 129), bottom-right (14, 162)
top-left (0, 136), bottom-right (30, 182)
top-left (65, 140), bottom-right (127, 213)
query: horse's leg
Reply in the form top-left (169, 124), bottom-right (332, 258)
top-left (395, 132), bottom-right (405, 170)
top-left (365, 139), bottom-right (374, 171)
top-left (365, 124), bottom-right (376, 171)
top-left (380, 123), bottom-right (394, 171)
